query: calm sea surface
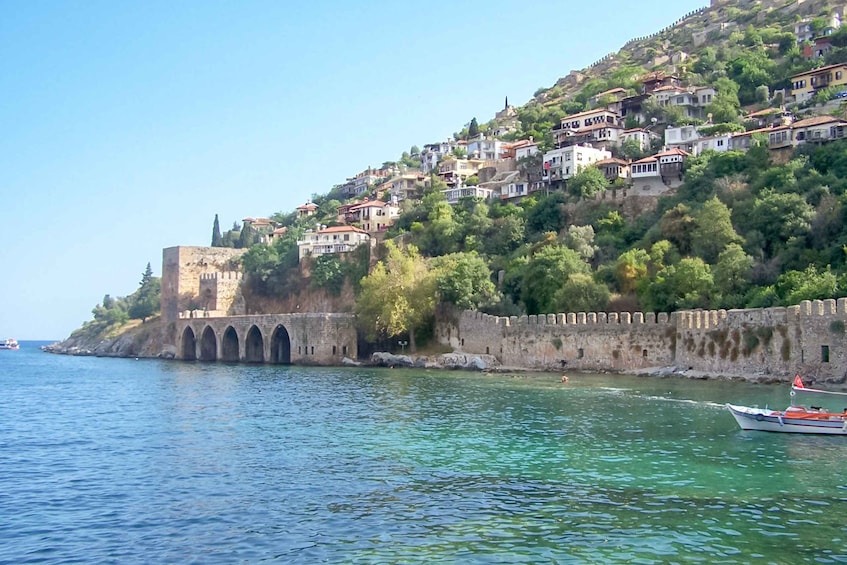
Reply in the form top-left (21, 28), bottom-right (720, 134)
top-left (2, 341), bottom-right (846, 564)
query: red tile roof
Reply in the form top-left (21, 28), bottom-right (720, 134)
top-left (791, 115), bottom-right (847, 128)
top-left (318, 225), bottom-right (368, 235)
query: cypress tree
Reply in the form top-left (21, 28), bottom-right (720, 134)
top-left (212, 214), bottom-right (223, 247)
top-left (468, 117), bottom-right (479, 137)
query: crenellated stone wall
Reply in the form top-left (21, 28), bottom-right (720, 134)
top-left (198, 271), bottom-right (245, 316)
top-left (161, 246), bottom-right (246, 324)
top-left (440, 299), bottom-right (847, 382)
top-left (440, 309), bottom-right (678, 372)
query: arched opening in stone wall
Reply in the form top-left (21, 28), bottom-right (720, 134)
top-left (270, 324), bottom-right (291, 364)
top-left (222, 326), bottom-right (239, 362)
top-left (181, 327), bottom-right (196, 360)
top-left (245, 325), bottom-right (264, 363)
top-left (200, 326), bottom-right (217, 361)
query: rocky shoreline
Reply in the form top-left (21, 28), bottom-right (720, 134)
top-left (42, 333), bottom-right (803, 384)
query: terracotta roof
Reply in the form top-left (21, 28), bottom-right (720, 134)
top-left (509, 139), bottom-right (537, 148)
top-left (745, 108), bottom-right (783, 118)
top-left (559, 107), bottom-right (620, 122)
top-left (350, 200), bottom-right (388, 210)
top-left (633, 155), bottom-right (658, 164)
top-left (272, 227), bottom-right (287, 235)
top-left (572, 122), bottom-right (624, 133)
top-left (296, 202), bottom-right (317, 210)
top-left (732, 126), bottom-right (774, 137)
top-left (791, 63), bottom-right (847, 79)
top-left (318, 225), bottom-right (369, 235)
top-left (595, 158), bottom-right (629, 166)
top-left (655, 148), bottom-right (691, 158)
top-left (791, 115), bottom-right (847, 128)
top-left (595, 87), bottom-right (626, 97)
top-left (653, 85), bottom-right (684, 92)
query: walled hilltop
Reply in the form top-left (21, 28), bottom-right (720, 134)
top-left (440, 299), bottom-right (847, 383)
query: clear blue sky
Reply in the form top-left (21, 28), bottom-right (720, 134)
top-left (0, 0), bottom-right (706, 340)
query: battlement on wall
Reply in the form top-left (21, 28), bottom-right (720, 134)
top-left (460, 309), bottom-right (675, 328)
top-left (790, 299), bottom-right (847, 318)
top-left (677, 299), bottom-right (847, 330)
top-left (200, 271), bottom-right (243, 281)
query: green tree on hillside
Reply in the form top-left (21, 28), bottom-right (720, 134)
top-left (521, 244), bottom-right (591, 315)
top-left (355, 242), bottom-right (435, 352)
top-left (690, 197), bottom-right (742, 264)
top-left (568, 166), bottom-right (610, 200)
top-left (432, 252), bottom-right (495, 310)
top-left (128, 262), bottom-right (161, 322)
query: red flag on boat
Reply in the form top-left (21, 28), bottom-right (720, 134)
top-left (793, 375), bottom-right (804, 388)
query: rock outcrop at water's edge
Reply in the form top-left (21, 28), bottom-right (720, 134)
top-left (369, 351), bottom-right (501, 371)
top-left (43, 318), bottom-right (167, 359)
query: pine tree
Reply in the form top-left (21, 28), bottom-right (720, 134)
top-left (211, 214), bottom-right (222, 247)
top-left (128, 262), bottom-right (161, 322)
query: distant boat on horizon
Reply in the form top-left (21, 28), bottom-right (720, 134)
top-left (0, 338), bottom-right (20, 350)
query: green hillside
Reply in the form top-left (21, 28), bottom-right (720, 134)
top-left (217, 0), bottom-right (847, 348)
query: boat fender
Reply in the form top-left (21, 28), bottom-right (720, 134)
top-left (755, 413), bottom-right (764, 422)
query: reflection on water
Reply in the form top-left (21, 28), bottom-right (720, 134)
top-left (1, 346), bottom-right (846, 563)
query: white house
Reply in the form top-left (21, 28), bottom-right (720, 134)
top-left (297, 225), bottom-right (370, 261)
top-left (552, 108), bottom-right (624, 147)
top-left (652, 85), bottom-right (715, 119)
top-left (664, 124), bottom-right (701, 152)
top-left (466, 134), bottom-right (507, 161)
top-left (420, 139), bottom-right (460, 174)
top-left (542, 145), bottom-right (612, 189)
top-left (620, 128), bottom-right (660, 153)
top-left (630, 148), bottom-right (689, 195)
top-left (510, 139), bottom-right (539, 160)
top-left (348, 199), bottom-right (400, 233)
top-left (441, 185), bottom-right (495, 205)
top-left (693, 133), bottom-right (732, 155)
top-left (380, 173), bottom-right (422, 203)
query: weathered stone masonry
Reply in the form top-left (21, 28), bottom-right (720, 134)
top-left (162, 245), bottom-right (358, 365)
top-left (440, 299), bottom-right (847, 382)
top-left (175, 313), bottom-right (357, 364)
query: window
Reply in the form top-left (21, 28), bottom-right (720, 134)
top-left (577, 348), bottom-right (584, 359)
top-left (822, 345), bottom-right (830, 363)
top-left (837, 71), bottom-right (843, 80)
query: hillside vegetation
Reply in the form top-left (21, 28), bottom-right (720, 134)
top-left (220, 0), bottom-right (847, 349)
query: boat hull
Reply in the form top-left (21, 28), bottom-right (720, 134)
top-left (726, 404), bottom-right (847, 435)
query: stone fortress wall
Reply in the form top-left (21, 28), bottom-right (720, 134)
top-left (198, 271), bottom-right (245, 316)
top-left (161, 246), bottom-right (247, 324)
top-left (440, 299), bottom-right (847, 382)
top-left (161, 245), bottom-right (357, 365)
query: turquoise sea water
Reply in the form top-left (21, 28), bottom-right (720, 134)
top-left (1, 342), bottom-right (846, 563)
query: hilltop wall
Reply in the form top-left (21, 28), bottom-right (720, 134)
top-left (439, 299), bottom-right (847, 383)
